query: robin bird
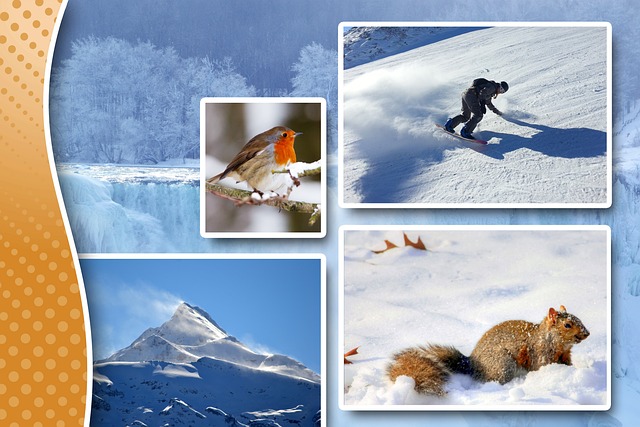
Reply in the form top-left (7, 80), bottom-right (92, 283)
top-left (207, 126), bottom-right (302, 195)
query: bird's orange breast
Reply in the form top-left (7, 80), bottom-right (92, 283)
top-left (273, 137), bottom-right (296, 166)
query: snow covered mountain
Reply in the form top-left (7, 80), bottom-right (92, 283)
top-left (91, 302), bottom-right (321, 426)
top-left (103, 302), bottom-right (320, 382)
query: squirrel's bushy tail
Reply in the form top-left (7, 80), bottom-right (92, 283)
top-left (387, 344), bottom-right (471, 396)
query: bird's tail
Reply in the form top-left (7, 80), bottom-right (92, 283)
top-left (206, 173), bottom-right (223, 184)
top-left (387, 344), bottom-right (471, 396)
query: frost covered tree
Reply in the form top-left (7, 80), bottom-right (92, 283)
top-left (290, 42), bottom-right (338, 153)
top-left (291, 42), bottom-right (338, 106)
top-left (50, 37), bottom-right (256, 164)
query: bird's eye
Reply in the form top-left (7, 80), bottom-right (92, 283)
top-left (282, 132), bottom-right (288, 138)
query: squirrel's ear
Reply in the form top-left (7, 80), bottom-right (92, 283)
top-left (548, 307), bottom-right (558, 324)
top-left (559, 305), bottom-right (567, 313)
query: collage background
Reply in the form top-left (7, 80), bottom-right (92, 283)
top-left (1, 0), bottom-right (639, 425)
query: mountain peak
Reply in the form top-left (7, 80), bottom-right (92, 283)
top-left (155, 302), bottom-right (229, 346)
top-left (171, 302), bottom-right (229, 339)
top-left (104, 302), bottom-right (235, 363)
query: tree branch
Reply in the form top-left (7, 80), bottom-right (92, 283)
top-left (205, 161), bottom-right (322, 226)
top-left (205, 179), bottom-right (321, 226)
top-left (272, 164), bottom-right (321, 179)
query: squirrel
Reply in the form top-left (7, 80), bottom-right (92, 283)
top-left (387, 305), bottom-right (590, 396)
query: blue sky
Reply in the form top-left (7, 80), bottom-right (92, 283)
top-left (80, 256), bottom-right (322, 374)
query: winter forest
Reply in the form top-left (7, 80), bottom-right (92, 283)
top-left (50, 38), bottom-right (337, 164)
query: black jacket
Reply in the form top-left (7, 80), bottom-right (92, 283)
top-left (472, 80), bottom-right (501, 114)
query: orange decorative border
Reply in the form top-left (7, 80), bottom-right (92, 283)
top-left (0, 0), bottom-right (89, 425)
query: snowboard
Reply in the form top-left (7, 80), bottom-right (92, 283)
top-left (435, 124), bottom-right (488, 145)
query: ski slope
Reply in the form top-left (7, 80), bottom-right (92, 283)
top-left (341, 26), bottom-right (609, 206)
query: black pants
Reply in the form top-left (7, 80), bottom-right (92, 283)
top-left (449, 88), bottom-right (484, 133)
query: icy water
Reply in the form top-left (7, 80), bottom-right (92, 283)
top-left (56, 163), bottom-right (205, 252)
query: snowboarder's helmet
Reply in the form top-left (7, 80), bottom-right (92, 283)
top-left (500, 81), bottom-right (509, 92)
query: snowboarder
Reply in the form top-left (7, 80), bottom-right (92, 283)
top-left (444, 79), bottom-right (509, 139)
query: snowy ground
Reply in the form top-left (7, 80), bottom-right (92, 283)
top-left (340, 228), bottom-right (609, 409)
top-left (341, 25), bottom-right (609, 206)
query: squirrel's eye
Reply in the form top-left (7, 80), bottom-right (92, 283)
top-left (564, 323), bottom-right (572, 329)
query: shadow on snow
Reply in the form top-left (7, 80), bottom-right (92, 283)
top-left (479, 117), bottom-right (607, 161)
top-left (354, 117), bottom-right (607, 204)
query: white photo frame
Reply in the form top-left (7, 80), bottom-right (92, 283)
top-left (339, 22), bottom-right (612, 208)
top-left (201, 97), bottom-right (327, 238)
top-left (339, 225), bottom-right (611, 411)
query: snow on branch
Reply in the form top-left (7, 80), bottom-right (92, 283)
top-left (273, 160), bottom-right (322, 179)
top-left (205, 161), bottom-right (322, 226)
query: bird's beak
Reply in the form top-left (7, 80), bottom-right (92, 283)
top-left (294, 132), bottom-right (303, 138)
